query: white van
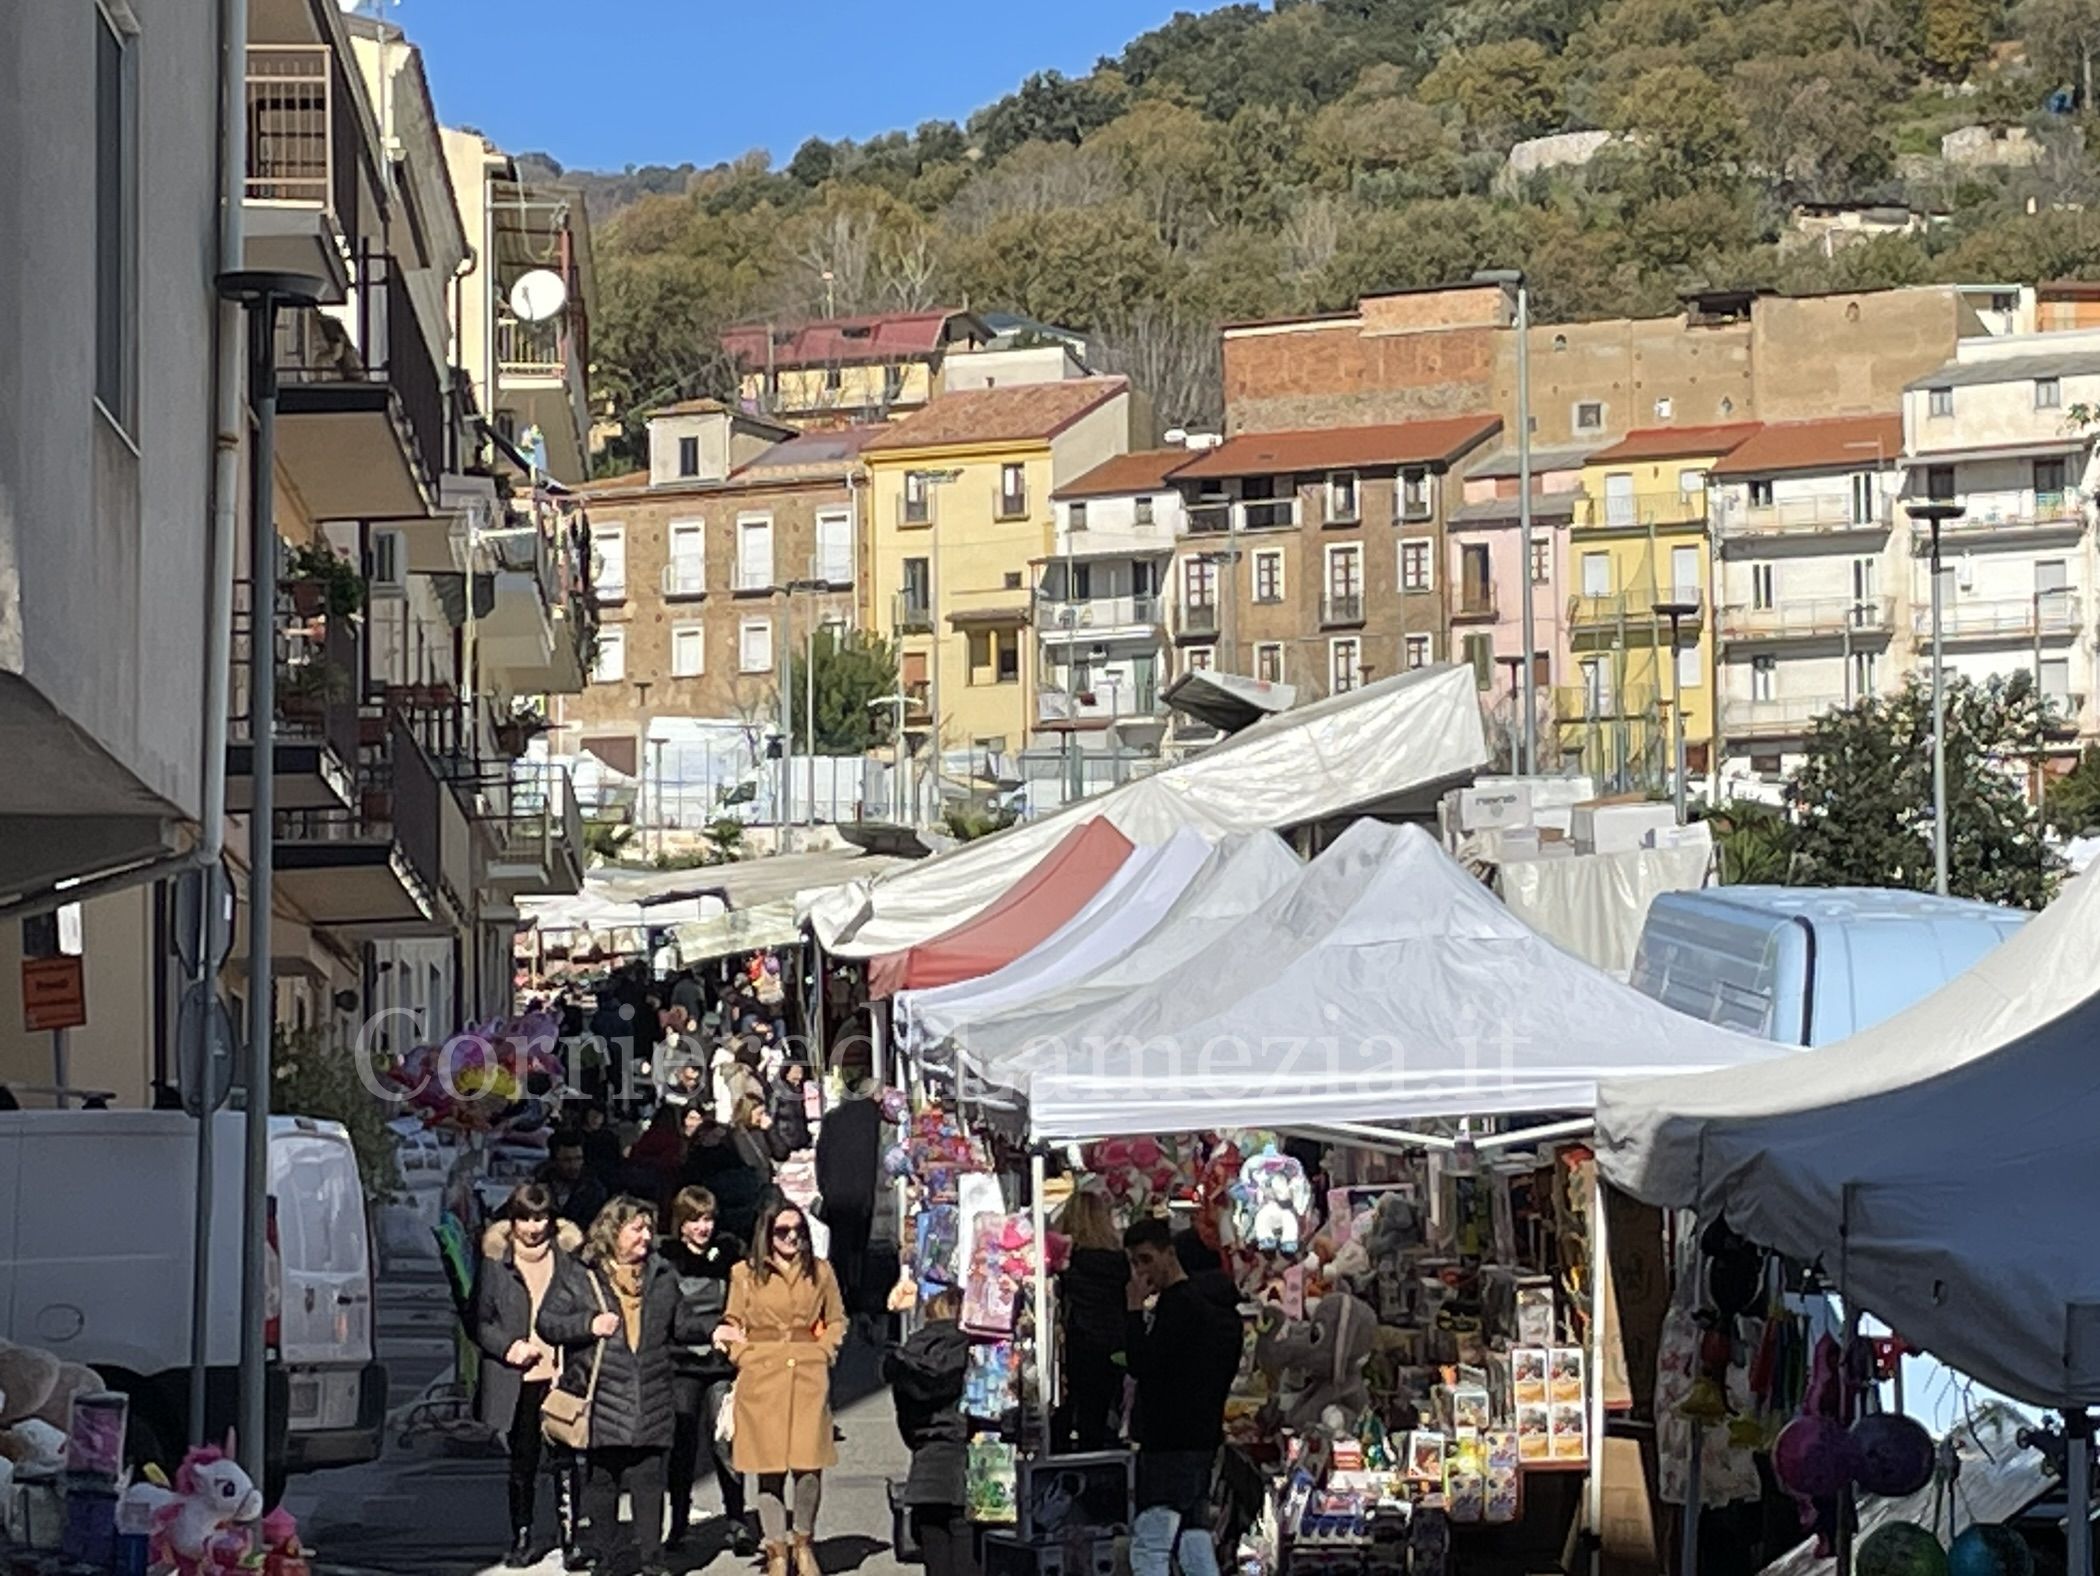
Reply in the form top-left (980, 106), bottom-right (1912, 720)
top-left (0, 1110), bottom-right (386, 1492)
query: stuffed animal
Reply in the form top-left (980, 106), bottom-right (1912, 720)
top-left (124, 1442), bottom-right (266, 1569)
top-left (1255, 1289), bottom-right (1377, 1434)
top-left (1234, 1145), bottom-right (1313, 1255)
top-left (0, 1338), bottom-right (62, 1429)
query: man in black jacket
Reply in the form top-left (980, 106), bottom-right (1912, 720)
top-left (814, 1077), bottom-right (882, 1319)
top-left (1123, 1218), bottom-right (1243, 1576)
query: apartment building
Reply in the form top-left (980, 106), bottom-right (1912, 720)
top-left (1164, 417), bottom-right (1503, 703)
top-left (722, 309), bottom-right (993, 429)
top-left (1708, 416), bottom-right (1907, 780)
top-left (862, 379), bottom-right (1139, 782)
top-left (1562, 425), bottom-right (1756, 789)
top-left (1901, 335), bottom-right (2100, 749)
top-left (568, 404), bottom-right (866, 775)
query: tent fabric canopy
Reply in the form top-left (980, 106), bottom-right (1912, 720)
top-left (896, 828), bottom-right (1215, 1056)
top-left (1594, 866), bottom-right (2100, 1408)
top-left (998, 820), bottom-right (1782, 1141)
top-left (805, 664), bottom-right (1487, 957)
top-left (671, 900), bottom-right (804, 963)
top-left (866, 818), bottom-right (1135, 998)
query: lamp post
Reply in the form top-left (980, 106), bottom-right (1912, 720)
top-left (632, 679), bottom-right (653, 856)
top-left (1653, 598), bottom-right (1700, 823)
top-left (216, 267), bottom-right (323, 1487)
top-left (1496, 653), bottom-right (1527, 768)
top-left (1906, 498), bottom-right (1965, 896)
top-left (1475, 268), bottom-right (1536, 774)
top-left (786, 575), bottom-right (828, 829)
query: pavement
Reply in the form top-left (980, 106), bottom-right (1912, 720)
top-left (287, 1206), bottom-right (911, 1576)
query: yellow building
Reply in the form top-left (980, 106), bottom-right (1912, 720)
top-left (721, 309), bottom-right (992, 428)
top-left (862, 378), bottom-right (1138, 783)
top-left (1561, 424), bottom-right (1757, 789)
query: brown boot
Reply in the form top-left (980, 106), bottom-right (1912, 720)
top-left (791, 1532), bottom-right (820, 1576)
top-left (764, 1540), bottom-right (791, 1576)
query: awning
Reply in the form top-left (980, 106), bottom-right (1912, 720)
top-left (866, 817), bottom-right (1135, 997)
top-left (1162, 668), bottom-right (1297, 734)
top-left (672, 900), bottom-right (804, 963)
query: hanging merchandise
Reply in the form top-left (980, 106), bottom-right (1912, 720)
top-left (1253, 1291), bottom-right (1376, 1434)
top-left (966, 1434), bottom-right (1020, 1525)
top-left (1852, 1412), bottom-right (1938, 1499)
top-left (1947, 1523), bottom-right (2034, 1576)
top-left (1855, 1521), bottom-right (1950, 1576)
top-left (965, 1341), bottom-right (1021, 1422)
top-left (1233, 1145), bottom-right (1314, 1256)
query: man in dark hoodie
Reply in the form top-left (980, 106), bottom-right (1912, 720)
top-left (815, 1075), bottom-right (882, 1318)
top-left (1123, 1218), bottom-right (1244, 1576)
top-left (885, 1287), bottom-right (974, 1576)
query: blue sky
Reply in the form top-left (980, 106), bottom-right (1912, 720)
top-left (392, 0), bottom-right (1203, 172)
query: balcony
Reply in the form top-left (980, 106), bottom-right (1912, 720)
top-left (241, 44), bottom-right (361, 300)
top-left (491, 176), bottom-right (592, 483)
top-left (1177, 601), bottom-right (1220, 640)
top-left (1713, 492), bottom-right (1889, 538)
top-left (275, 251), bottom-right (447, 521)
top-left (1567, 589), bottom-right (1706, 633)
top-left (226, 580), bottom-right (358, 814)
top-left (1718, 596), bottom-right (1894, 643)
top-left (1914, 592), bottom-right (2084, 643)
top-left (1321, 591), bottom-right (1366, 628)
top-left (1185, 497), bottom-right (1300, 534)
top-left (473, 763), bottom-right (585, 898)
top-left (1036, 595), bottom-right (1164, 638)
top-left (1452, 588), bottom-right (1500, 624)
top-left (273, 717), bottom-right (455, 936)
top-left (1037, 678), bottom-right (1164, 727)
top-left (1909, 490), bottom-right (2084, 543)
top-left (480, 498), bottom-right (595, 694)
top-left (1574, 491), bottom-right (1710, 532)
top-left (1722, 693), bottom-right (1848, 738)
top-left (894, 594), bottom-right (934, 635)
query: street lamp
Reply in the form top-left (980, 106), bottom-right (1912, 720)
top-left (632, 679), bottom-right (653, 857)
top-left (1652, 597), bottom-right (1700, 823)
top-left (1906, 497), bottom-right (1966, 896)
top-left (786, 575), bottom-right (829, 830)
top-left (1475, 268), bottom-right (1536, 775)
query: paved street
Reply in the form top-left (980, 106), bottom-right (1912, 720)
top-left (286, 1216), bottom-right (910, 1576)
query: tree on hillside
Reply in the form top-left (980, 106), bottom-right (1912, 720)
top-left (1417, 40), bottom-right (1565, 147)
top-left (972, 71), bottom-right (1128, 159)
top-left (2021, 0), bottom-right (2100, 103)
top-left (1093, 303), bottom-right (1225, 431)
top-left (1607, 65), bottom-right (1746, 188)
top-left (1786, 673), bottom-right (2060, 909)
top-left (1924, 0), bottom-right (1998, 72)
top-left (1731, 53), bottom-right (1895, 198)
top-left (781, 630), bottom-right (899, 754)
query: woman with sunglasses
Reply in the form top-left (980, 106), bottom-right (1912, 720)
top-left (716, 1196), bottom-right (846, 1576)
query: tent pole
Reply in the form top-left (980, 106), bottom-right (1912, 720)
top-left (2068, 1409), bottom-right (2092, 1576)
top-left (1586, 1169), bottom-right (1609, 1576)
top-left (1031, 1150), bottom-right (1055, 1422)
top-left (1679, 1426), bottom-right (1703, 1576)
top-left (871, 1008), bottom-right (888, 1092)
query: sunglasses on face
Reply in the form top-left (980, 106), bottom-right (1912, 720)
top-left (771, 1223), bottom-right (805, 1239)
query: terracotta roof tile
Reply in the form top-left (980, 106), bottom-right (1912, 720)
top-left (721, 309), bottom-right (985, 371)
top-left (1052, 449), bottom-right (1195, 500)
top-left (859, 378), bottom-right (1129, 453)
top-left (1709, 415), bottom-right (1902, 477)
top-left (1586, 422), bottom-right (1761, 463)
top-left (1171, 415), bottom-right (1503, 480)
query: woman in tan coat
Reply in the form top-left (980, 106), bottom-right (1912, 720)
top-left (717, 1194), bottom-right (847, 1576)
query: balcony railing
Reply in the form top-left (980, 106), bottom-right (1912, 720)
top-left (1718, 596), bottom-right (1894, 641)
top-left (1912, 489), bottom-right (2082, 538)
top-left (1575, 491), bottom-right (1711, 530)
top-left (495, 312), bottom-right (568, 379)
top-left (1321, 591), bottom-right (1366, 628)
top-left (1186, 497), bottom-right (1301, 534)
top-left (1179, 601), bottom-right (1220, 637)
top-left (1037, 679), bottom-right (1163, 724)
top-left (894, 594), bottom-right (934, 634)
top-left (1713, 493), bottom-right (1889, 536)
top-left (1722, 693), bottom-right (1848, 735)
top-left (229, 578), bottom-right (361, 767)
top-left (275, 716), bottom-right (444, 896)
top-left (1036, 595), bottom-right (1163, 633)
top-left (244, 44), bottom-right (361, 233)
top-left (475, 762), bottom-right (584, 895)
top-left (1915, 592), bottom-right (2084, 640)
top-left (1568, 588), bottom-right (1706, 628)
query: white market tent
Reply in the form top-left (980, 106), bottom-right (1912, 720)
top-left (805, 663), bottom-right (1487, 957)
top-left (994, 819), bottom-right (1784, 1142)
top-left (1595, 862), bottom-right (2100, 1411)
top-left (894, 828), bottom-right (1215, 1056)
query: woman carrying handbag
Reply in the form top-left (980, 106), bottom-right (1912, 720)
top-left (718, 1196), bottom-right (847, 1576)
top-left (539, 1196), bottom-right (704, 1576)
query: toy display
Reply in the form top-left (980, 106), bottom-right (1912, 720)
top-left (1234, 1146), bottom-right (1314, 1256)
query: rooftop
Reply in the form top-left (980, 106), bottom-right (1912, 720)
top-left (1709, 414), bottom-right (1903, 477)
top-left (1586, 422), bottom-right (1761, 464)
top-left (720, 309), bottom-right (989, 371)
top-left (1053, 449), bottom-right (1195, 500)
top-left (1905, 348), bottom-right (2100, 391)
top-left (1170, 415), bottom-right (1503, 479)
top-left (859, 377), bottom-right (1130, 453)
top-left (734, 425), bottom-right (885, 479)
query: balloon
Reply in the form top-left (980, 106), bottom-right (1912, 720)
top-left (1946, 1525), bottom-right (2033, 1576)
top-left (1774, 1414), bottom-right (1859, 1499)
top-left (1852, 1413), bottom-right (1937, 1498)
top-left (1856, 1523), bottom-right (1947, 1576)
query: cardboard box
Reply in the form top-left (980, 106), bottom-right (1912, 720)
top-left (1459, 782), bottom-right (1534, 832)
top-left (1570, 799), bottom-right (1679, 855)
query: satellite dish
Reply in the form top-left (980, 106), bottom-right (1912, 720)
top-left (508, 268), bottom-right (568, 324)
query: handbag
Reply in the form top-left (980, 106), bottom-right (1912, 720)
top-left (714, 1379), bottom-right (738, 1445)
top-left (541, 1269), bottom-right (609, 1450)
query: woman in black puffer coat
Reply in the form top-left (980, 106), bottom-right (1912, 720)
top-left (538, 1196), bottom-right (702, 1576)
top-left (885, 1288), bottom-right (975, 1576)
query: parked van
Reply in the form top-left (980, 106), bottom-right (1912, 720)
top-left (0, 1110), bottom-right (385, 1493)
top-left (1630, 885), bottom-right (2031, 1045)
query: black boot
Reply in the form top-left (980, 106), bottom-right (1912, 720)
top-left (504, 1527), bottom-right (536, 1569)
top-left (560, 1459), bottom-right (595, 1571)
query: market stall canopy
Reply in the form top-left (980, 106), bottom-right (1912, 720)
top-left (1007, 820), bottom-right (1782, 1142)
top-left (1162, 667), bottom-right (1298, 735)
top-left (805, 664), bottom-right (1487, 956)
top-left (895, 828), bottom-right (1215, 1056)
top-left (671, 900), bottom-right (805, 963)
top-left (1594, 866), bottom-right (2100, 1408)
top-left (866, 818), bottom-right (1136, 997)
top-left (522, 846), bottom-right (908, 938)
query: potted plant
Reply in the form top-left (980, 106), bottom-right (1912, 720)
top-left (284, 541), bottom-right (366, 620)
top-left (495, 700), bottom-right (549, 758)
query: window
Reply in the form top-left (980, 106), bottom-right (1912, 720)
top-left (677, 435), bottom-right (700, 477)
top-left (1530, 535), bottom-right (1551, 585)
top-left (1851, 471), bottom-right (1877, 524)
top-left (1574, 401), bottom-right (1605, 434)
top-left (736, 514), bottom-right (774, 591)
top-left (1255, 643), bottom-right (1284, 683)
top-left (996, 630), bottom-right (1020, 684)
top-left (1404, 634), bottom-right (1432, 670)
top-left (592, 627), bottom-right (626, 684)
top-left (1186, 646), bottom-right (1215, 673)
top-left (1330, 638), bottom-right (1361, 694)
top-left (1751, 562), bottom-right (1777, 610)
top-left (1068, 500), bottom-right (1089, 531)
top-left (1852, 556), bottom-right (1879, 614)
top-left (2037, 376), bottom-right (2062, 410)
top-left (1604, 472), bottom-right (1636, 527)
top-left (815, 508), bottom-right (852, 585)
top-left (2041, 656), bottom-right (2072, 708)
top-left (96, 4), bottom-right (137, 429)
top-left (1133, 560), bottom-right (1159, 597)
top-left (1002, 570), bottom-right (1023, 589)
top-left (1655, 396), bottom-right (1674, 421)
top-left (1676, 643), bottom-right (1701, 689)
top-left (594, 526), bottom-right (627, 601)
top-left (1183, 557), bottom-right (1216, 607)
top-left (739, 619), bottom-right (773, 673)
top-left (1326, 544), bottom-right (1362, 618)
top-left (1581, 551), bottom-right (1611, 596)
top-left (903, 471), bottom-right (930, 525)
top-left (1327, 471), bottom-right (1360, 523)
top-left (1748, 479), bottom-right (1775, 509)
top-left (1670, 544), bottom-right (1701, 604)
top-left (1580, 659), bottom-right (1611, 716)
top-left (883, 364), bottom-right (905, 403)
top-left (1928, 386), bottom-right (1953, 419)
top-left (1253, 550), bottom-right (1284, 604)
top-left (998, 463), bottom-right (1028, 519)
top-left (669, 624), bottom-right (705, 678)
top-left (368, 528), bottom-right (404, 591)
top-left (1400, 539), bottom-right (1433, 593)
top-left (2036, 458), bottom-right (2068, 502)
top-left (1399, 468), bottom-right (1432, 521)
top-left (666, 520), bottom-right (705, 596)
top-left (1070, 563), bottom-right (1094, 601)
top-left (1134, 495), bottom-right (1155, 527)
top-left (1678, 468), bottom-right (1707, 498)
top-left (901, 556), bottom-right (931, 614)
top-left (1926, 465), bottom-right (1956, 502)
top-left (824, 364), bottom-right (843, 393)
top-left (1459, 543), bottom-right (1492, 613)
top-left (1750, 655), bottom-right (1775, 702)
top-left (1462, 633), bottom-right (1494, 690)
top-left (1849, 650), bottom-right (1879, 701)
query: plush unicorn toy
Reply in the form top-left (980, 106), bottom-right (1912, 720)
top-left (123, 1439), bottom-right (266, 1570)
